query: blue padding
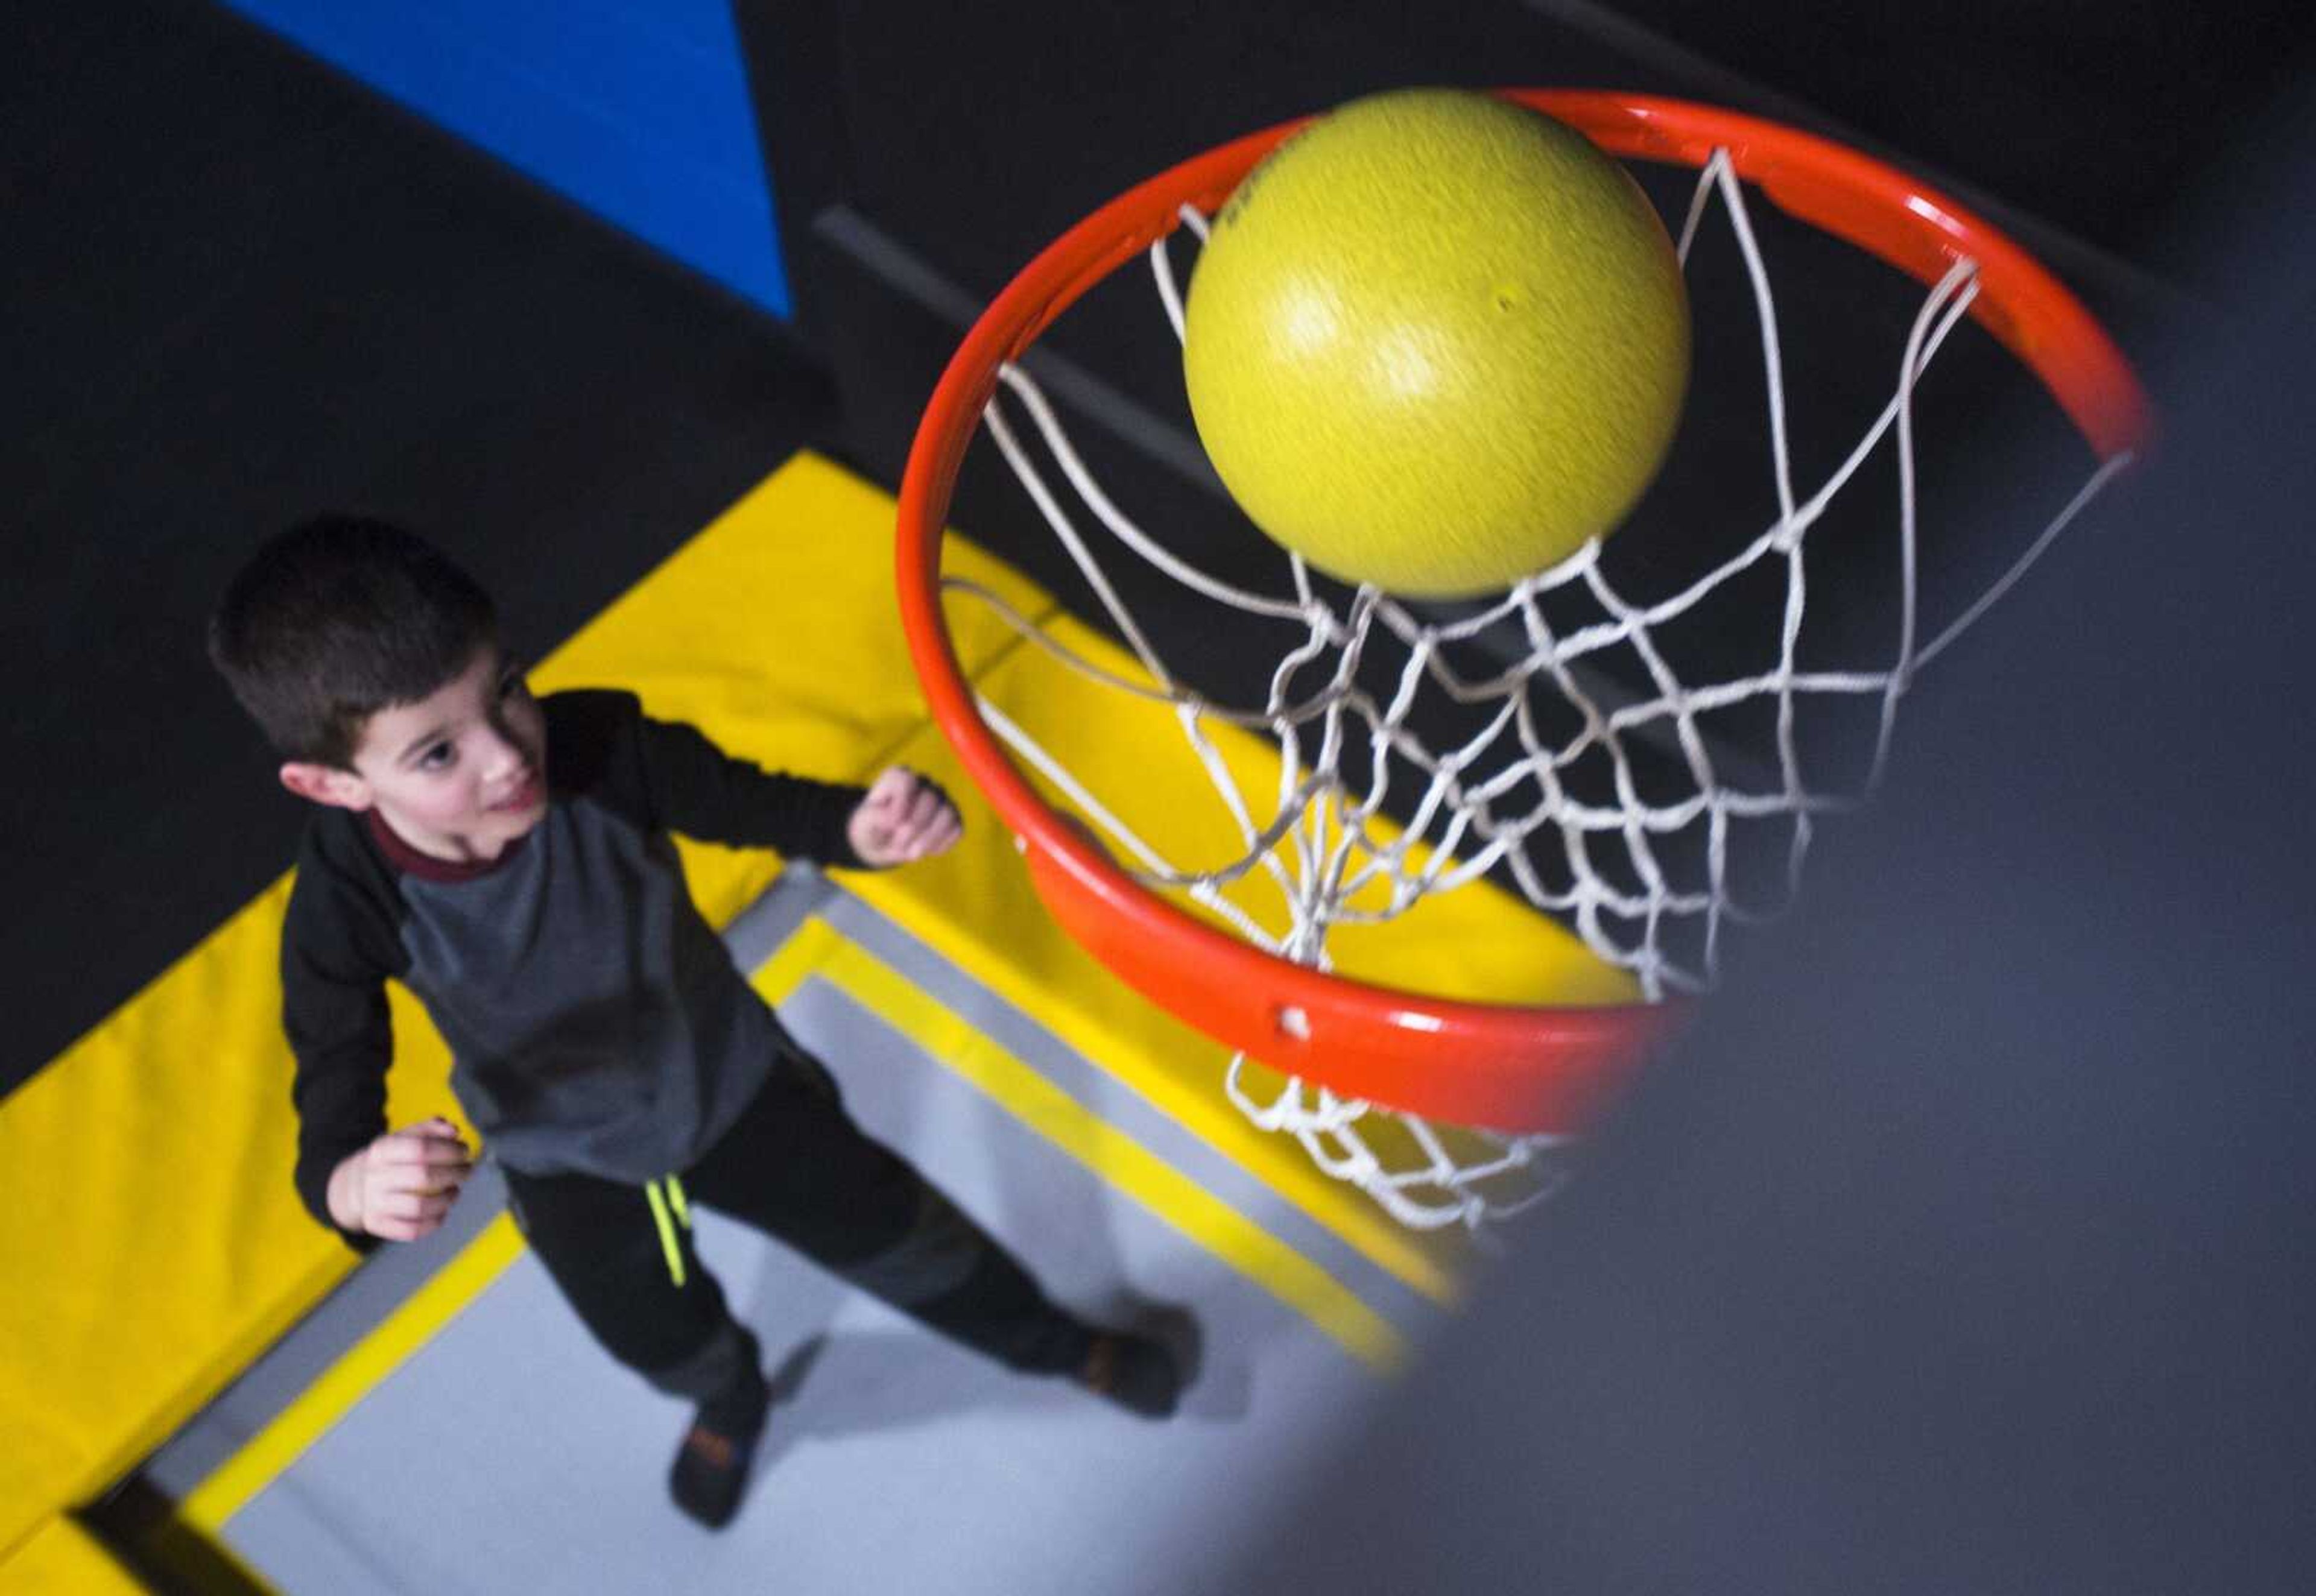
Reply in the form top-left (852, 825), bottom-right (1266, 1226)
top-left (223, 0), bottom-right (790, 317)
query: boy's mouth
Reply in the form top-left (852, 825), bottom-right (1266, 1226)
top-left (489, 774), bottom-right (544, 814)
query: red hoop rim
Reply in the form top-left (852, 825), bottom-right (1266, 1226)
top-left (895, 89), bottom-right (2153, 1134)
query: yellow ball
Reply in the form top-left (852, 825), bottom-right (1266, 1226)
top-left (1183, 89), bottom-right (1691, 598)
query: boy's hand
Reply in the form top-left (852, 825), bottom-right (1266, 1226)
top-left (847, 766), bottom-right (963, 866)
top-left (327, 1117), bottom-right (473, 1241)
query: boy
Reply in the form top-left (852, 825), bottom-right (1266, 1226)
top-left (209, 516), bottom-right (1184, 1529)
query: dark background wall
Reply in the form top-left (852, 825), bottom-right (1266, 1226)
top-left (746, 0), bottom-right (2308, 359)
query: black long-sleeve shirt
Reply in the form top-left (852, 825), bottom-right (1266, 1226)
top-left (278, 689), bottom-right (867, 1248)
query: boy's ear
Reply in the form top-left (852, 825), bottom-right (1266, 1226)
top-left (279, 761), bottom-right (373, 811)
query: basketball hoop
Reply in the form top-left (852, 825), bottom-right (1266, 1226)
top-left (895, 90), bottom-right (2151, 1226)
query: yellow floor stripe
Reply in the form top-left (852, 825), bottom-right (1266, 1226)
top-left (789, 927), bottom-right (1409, 1373)
top-left (178, 1216), bottom-right (526, 1533)
top-left (753, 923), bottom-right (827, 1007)
top-left (853, 868), bottom-right (1468, 1310)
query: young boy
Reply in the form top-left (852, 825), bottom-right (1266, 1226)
top-left (209, 515), bottom-right (1183, 1528)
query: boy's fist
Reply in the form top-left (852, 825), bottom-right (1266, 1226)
top-left (848, 766), bottom-right (963, 866)
top-left (328, 1117), bottom-right (473, 1241)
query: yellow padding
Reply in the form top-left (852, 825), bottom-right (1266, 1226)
top-left (528, 454), bottom-right (1058, 929)
top-left (0, 1515), bottom-right (148, 1595)
top-left (0, 878), bottom-right (463, 1562)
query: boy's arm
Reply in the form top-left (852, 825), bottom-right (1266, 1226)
top-left (551, 690), bottom-right (960, 866)
top-left (627, 707), bottom-right (873, 866)
top-left (280, 866), bottom-right (399, 1253)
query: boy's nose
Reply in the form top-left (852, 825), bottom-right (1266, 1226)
top-left (478, 725), bottom-right (531, 780)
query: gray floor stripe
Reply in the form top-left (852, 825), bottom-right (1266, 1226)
top-left (721, 863), bottom-right (843, 971)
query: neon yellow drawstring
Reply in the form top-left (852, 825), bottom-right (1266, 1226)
top-left (645, 1177), bottom-right (693, 1288)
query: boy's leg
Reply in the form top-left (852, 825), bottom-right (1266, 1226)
top-left (502, 1162), bottom-right (760, 1402)
top-left (685, 1051), bottom-right (1097, 1380)
top-left (504, 1163), bottom-right (773, 1526)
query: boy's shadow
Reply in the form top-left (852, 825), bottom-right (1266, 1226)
top-left (739, 1293), bottom-right (1244, 1509)
top-left (734, 1330), bottom-right (1048, 1499)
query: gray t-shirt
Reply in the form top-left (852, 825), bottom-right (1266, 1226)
top-left (279, 689), bottom-right (867, 1244)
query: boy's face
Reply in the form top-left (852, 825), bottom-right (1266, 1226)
top-left (280, 646), bottom-right (548, 863)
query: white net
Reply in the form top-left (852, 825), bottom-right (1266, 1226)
top-left (944, 148), bottom-right (2134, 1231)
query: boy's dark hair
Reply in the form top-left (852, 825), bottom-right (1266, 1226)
top-left (208, 515), bottom-right (498, 768)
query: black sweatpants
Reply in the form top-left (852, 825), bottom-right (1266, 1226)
top-left (502, 1050), bottom-right (1095, 1403)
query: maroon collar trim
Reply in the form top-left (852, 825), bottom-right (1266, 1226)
top-left (364, 807), bottom-right (532, 883)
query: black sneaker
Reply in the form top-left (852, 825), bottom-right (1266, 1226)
top-left (1074, 1329), bottom-right (1184, 1419)
top-left (669, 1366), bottom-right (771, 1529)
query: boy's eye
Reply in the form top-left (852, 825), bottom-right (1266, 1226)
top-left (419, 742), bottom-right (455, 771)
